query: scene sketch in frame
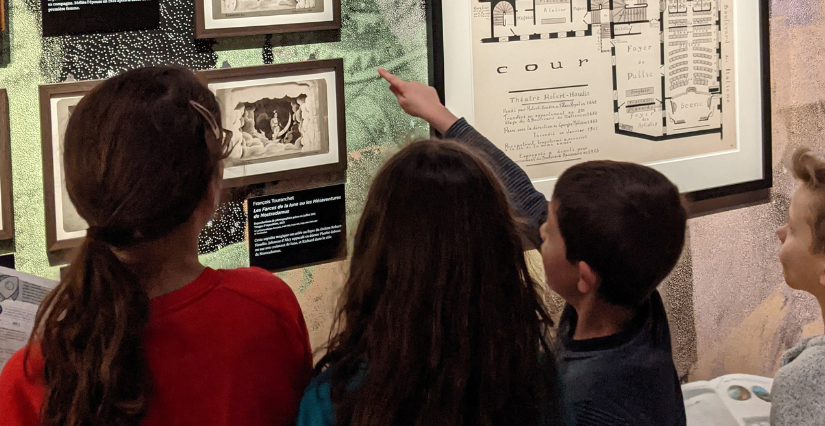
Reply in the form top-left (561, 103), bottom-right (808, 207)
top-left (54, 96), bottom-right (87, 234)
top-left (219, 0), bottom-right (323, 16)
top-left (217, 77), bottom-right (330, 168)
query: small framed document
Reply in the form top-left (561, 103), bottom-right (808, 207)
top-left (429, 0), bottom-right (772, 200)
top-left (39, 80), bottom-right (99, 252)
top-left (195, 0), bottom-right (341, 39)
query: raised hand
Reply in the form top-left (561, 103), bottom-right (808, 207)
top-left (378, 68), bottom-right (459, 134)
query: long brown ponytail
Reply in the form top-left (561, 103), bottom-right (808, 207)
top-left (320, 140), bottom-right (564, 426)
top-left (28, 67), bottom-right (228, 426)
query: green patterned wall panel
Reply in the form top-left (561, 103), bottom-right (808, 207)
top-left (0, 0), bottom-right (428, 283)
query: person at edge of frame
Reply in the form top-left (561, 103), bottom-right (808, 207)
top-left (771, 147), bottom-right (825, 426)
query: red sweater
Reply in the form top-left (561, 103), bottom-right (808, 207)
top-left (0, 267), bottom-right (313, 426)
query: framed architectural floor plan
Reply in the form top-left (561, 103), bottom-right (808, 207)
top-left (429, 0), bottom-right (771, 200)
top-left (198, 59), bottom-right (347, 188)
top-left (195, 0), bottom-right (341, 38)
top-left (0, 89), bottom-right (12, 241)
top-left (39, 81), bottom-right (99, 252)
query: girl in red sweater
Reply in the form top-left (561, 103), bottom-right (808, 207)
top-left (0, 67), bottom-right (312, 426)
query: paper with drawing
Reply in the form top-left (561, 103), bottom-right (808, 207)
top-left (0, 267), bottom-right (57, 370)
top-left (469, 0), bottom-right (736, 182)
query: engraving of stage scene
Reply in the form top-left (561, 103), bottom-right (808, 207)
top-left (612, 0), bottom-right (722, 140)
top-left (219, 0), bottom-right (322, 16)
top-left (216, 79), bottom-right (330, 168)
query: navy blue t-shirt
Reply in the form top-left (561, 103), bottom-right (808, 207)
top-left (555, 291), bottom-right (686, 426)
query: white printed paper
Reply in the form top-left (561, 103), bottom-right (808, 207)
top-left (0, 267), bottom-right (57, 371)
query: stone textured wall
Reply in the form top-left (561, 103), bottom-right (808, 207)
top-left (686, 1), bottom-right (825, 380)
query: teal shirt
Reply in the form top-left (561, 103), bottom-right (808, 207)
top-left (296, 370), bottom-right (336, 426)
top-left (296, 367), bottom-right (573, 426)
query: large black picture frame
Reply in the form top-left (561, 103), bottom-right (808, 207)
top-left (427, 0), bottom-right (772, 204)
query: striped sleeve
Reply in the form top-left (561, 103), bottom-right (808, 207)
top-left (444, 118), bottom-right (548, 250)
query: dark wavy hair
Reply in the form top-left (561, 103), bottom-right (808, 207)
top-left (27, 66), bottom-right (228, 426)
top-left (318, 139), bottom-right (564, 426)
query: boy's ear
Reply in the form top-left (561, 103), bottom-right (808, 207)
top-left (576, 261), bottom-right (599, 295)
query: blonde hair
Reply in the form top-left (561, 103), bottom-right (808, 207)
top-left (791, 147), bottom-right (825, 253)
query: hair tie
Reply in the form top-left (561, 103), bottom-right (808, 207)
top-left (86, 226), bottom-right (137, 247)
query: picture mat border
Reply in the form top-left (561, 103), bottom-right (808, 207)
top-left (39, 81), bottom-right (99, 252)
top-left (50, 95), bottom-right (86, 243)
top-left (0, 89), bottom-right (12, 240)
top-left (429, 0), bottom-right (772, 203)
top-left (198, 59), bottom-right (347, 188)
top-left (195, 0), bottom-right (340, 38)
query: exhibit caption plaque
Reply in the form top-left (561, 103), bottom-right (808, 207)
top-left (41, 0), bottom-right (160, 36)
top-left (429, 0), bottom-right (771, 200)
top-left (247, 184), bottom-right (346, 272)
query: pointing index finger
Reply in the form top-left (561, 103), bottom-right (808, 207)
top-left (378, 68), bottom-right (405, 89)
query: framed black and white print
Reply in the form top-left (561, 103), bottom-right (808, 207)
top-left (428, 0), bottom-right (772, 201)
top-left (0, 89), bottom-right (12, 241)
top-left (195, 0), bottom-right (341, 38)
top-left (39, 81), bottom-right (99, 252)
top-left (199, 59), bottom-right (347, 188)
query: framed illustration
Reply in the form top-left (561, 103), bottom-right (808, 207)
top-left (428, 0), bottom-right (771, 201)
top-left (0, 89), bottom-right (12, 240)
top-left (195, 0), bottom-right (341, 39)
top-left (40, 81), bottom-right (99, 252)
top-left (198, 59), bottom-right (347, 188)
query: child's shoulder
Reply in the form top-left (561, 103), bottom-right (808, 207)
top-left (781, 335), bottom-right (825, 367)
top-left (0, 344), bottom-right (46, 420)
top-left (214, 267), bottom-right (302, 318)
top-left (216, 266), bottom-right (293, 294)
top-left (217, 265), bottom-right (283, 282)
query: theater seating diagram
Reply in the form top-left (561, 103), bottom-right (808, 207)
top-left (477, 0), bottom-right (723, 141)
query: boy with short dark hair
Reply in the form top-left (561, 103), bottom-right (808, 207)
top-left (380, 69), bottom-right (687, 426)
top-left (543, 161), bottom-right (687, 426)
top-left (771, 147), bottom-right (825, 426)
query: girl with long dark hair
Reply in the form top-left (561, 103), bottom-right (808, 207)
top-left (0, 67), bottom-right (313, 426)
top-left (297, 140), bottom-right (566, 426)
